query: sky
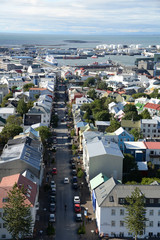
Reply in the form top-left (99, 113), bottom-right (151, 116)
top-left (0, 0), bottom-right (160, 35)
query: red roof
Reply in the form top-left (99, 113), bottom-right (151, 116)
top-left (30, 88), bottom-right (47, 91)
top-left (0, 174), bottom-right (37, 208)
top-left (144, 102), bottom-right (160, 111)
top-left (144, 142), bottom-right (160, 149)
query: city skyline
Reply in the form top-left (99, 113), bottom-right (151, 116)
top-left (0, 0), bottom-right (160, 35)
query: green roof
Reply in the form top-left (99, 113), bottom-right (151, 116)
top-left (121, 119), bottom-right (141, 129)
top-left (136, 103), bottom-right (144, 111)
top-left (90, 173), bottom-right (109, 190)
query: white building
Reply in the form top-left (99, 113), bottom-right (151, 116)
top-left (141, 119), bottom-right (160, 138)
top-left (95, 177), bottom-right (160, 239)
top-left (82, 131), bottom-right (123, 182)
top-left (75, 97), bottom-right (93, 106)
top-left (0, 108), bottom-right (16, 120)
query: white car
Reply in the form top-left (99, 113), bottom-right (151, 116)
top-left (49, 213), bottom-right (55, 222)
top-left (51, 180), bottom-right (56, 189)
top-left (64, 177), bottom-right (69, 184)
top-left (74, 196), bottom-right (80, 204)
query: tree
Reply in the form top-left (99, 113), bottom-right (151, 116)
top-left (123, 112), bottom-right (141, 121)
top-left (97, 81), bottom-right (108, 90)
top-left (27, 101), bottom-right (34, 111)
top-left (1, 124), bottom-right (23, 139)
top-left (87, 89), bottom-right (97, 100)
top-left (130, 128), bottom-right (143, 141)
top-left (83, 77), bottom-right (95, 87)
top-left (3, 183), bottom-right (32, 239)
top-left (123, 104), bottom-right (138, 114)
top-left (123, 153), bottom-right (138, 174)
top-left (1, 92), bottom-right (13, 107)
top-left (140, 109), bottom-right (151, 119)
top-left (6, 115), bottom-right (23, 126)
top-left (34, 94), bottom-right (40, 99)
top-left (106, 119), bottom-right (121, 132)
top-left (132, 93), bottom-right (148, 99)
top-left (93, 110), bottom-right (110, 121)
top-left (17, 98), bottom-right (28, 116)
top-left (36, 126), bottom-right (51, 143)
top-left (124, 187), bottom-right (147, 240)
top-left (23, 83), bottom-right (34, 92)
top-left (150, 89), bottom-right (160, 99)
top-left (141, 177), bottom-right (160, 185)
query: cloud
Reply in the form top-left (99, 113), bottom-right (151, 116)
top-left (0, 0), bottom-right (159, 34)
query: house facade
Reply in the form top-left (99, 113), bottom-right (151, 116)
top-left (95, 178), bottom-right (160, 239)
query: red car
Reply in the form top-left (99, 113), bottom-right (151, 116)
top-left (52, 168), bottom-right (57, 175)
top-left (74, 204), bottom-right (81, 213)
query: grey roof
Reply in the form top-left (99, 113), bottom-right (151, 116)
top-left (141, 119), bottom-right (158, 124)
top-left (0, 143), bottom-right (41, 170)
top-left (95, 177), bottom-right (119, 206)
top-left (95, 121), bottom-right (110, 126)
top-left (95, 181), bottom-right (160, 207)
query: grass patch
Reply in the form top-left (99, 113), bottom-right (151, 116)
top-left (77, 168), bottom-right (84, 178)
top-left (77, 222), bottom-right (85, 235)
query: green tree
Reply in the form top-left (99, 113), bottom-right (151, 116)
top-left (123, 104), bottom-right (138, 114)
top-left (124, 187), bottom-right (147, 240)
top-left (132, 93), bottom-right (148, 99)
top-left (83, 77), bottom-right (95, 87)
top-left (141, 177), bottom-right (160, 185)
top-left (93, 110), bottom-right (110, 121)
top-left (11, 86), bottom-right (17, 91)
top-left (17, 98), bottom-right (28, 116)
top-left (140, 109), bottom-right (151, 119)
top-left (97, 81), bottom-right (108, 90)
top-left (1, 92), bottom-right (13, 107)
top-left (34, 94), bottom-right (40, 99)
top-left (27, 101), bottom-right (34, 111)
top-left (123, 112), bottom-right (141, 121)
top-left (1, 124), bottom-right (23, 139)
top-left (87, 89), bottom-right (97, 100)
top-left (36, 126), bottom-right (51, 143)
top-left (106, 119), bottom-right (121, 133)
top-left (130, 128), bottom-right (143, 141)
top-left (150, 89), bottom-right (160, 98)
top-left (23, 83), bottom-right (34, 92)
top-left (3, 183), bottom-right (32, 240)
top-left (6, 115), bottom-right (23, 126)
top-left (123, 153), bottom-right (138, 174)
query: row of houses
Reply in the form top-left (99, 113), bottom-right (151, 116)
top-left (0, 126), bottom-right (43, 239)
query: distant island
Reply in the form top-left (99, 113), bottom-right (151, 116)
top-left (64, 40), bottom-right (100, 43)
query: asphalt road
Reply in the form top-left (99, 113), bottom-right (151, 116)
top-left (54, 86), bottom-right (79, 240)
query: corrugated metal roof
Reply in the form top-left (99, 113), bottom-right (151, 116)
top-left (90, 173), bottom-right (109, 190)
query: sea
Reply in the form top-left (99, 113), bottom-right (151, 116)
top-left (0, 33), bottom-right (160, 66)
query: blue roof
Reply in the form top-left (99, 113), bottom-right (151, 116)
top-left (76, 122), bottom-right (88, 128)
top-left (13, 56), bottom-right (33, 59)
top-left (24, 127), bottom-right (40, 138)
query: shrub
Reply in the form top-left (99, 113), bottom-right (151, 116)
top-left (77, 168), bottom-right (84, 178)
top-left (77, 222), bottom-right (86, 234)
top-left (47, 223), bottom-right (55, 235)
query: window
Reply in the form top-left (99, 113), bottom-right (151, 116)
top-left (119, 198), bottom-right (125, 204)
top-left (120, 221), bottom-right (124, 227)
top-left (158, 210), bottom-right (160, 216)
top-left (149, 221), bottom-right (153, 227)
top-left (149, 210), bottom-right (154, 216)
top-left (109, 196), bottom-right (114, 202)
top-left (1, 234), bottom-right (6, 239)
top-left (111, 209), bottom-right (116, 215)
top-left (0, 212), bottom-right (1, 218)
top-left (158, 199), bottom-right (160, 204)
top-left (143, 129), bottom-right (145, 132)
top-left (111, 221), bottom-right (115, 227)
top-left (150, 199), bottom-right (154, 204)
top-left (111, 232), bottom-right (115, 236)
top-left (148, 129), bottom-right (150, 133)
top-left (128, 232), bottom-right (132, 236)
top-left (158, 221), bottom-right (160, 227)
top-left (120, 209), bottom-right (124, 215)
top-left (148, 124), bottom-right (150, 127)
top-left (3, 223), bottom-right (6, 228)
top-left (0, 223), bottom-right (1, 228)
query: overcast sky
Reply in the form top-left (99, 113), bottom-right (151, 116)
top-left (0, 0), bottom-right (160, 34)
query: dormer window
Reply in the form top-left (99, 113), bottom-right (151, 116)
top-left (109, 196), bottom-right (114, 202)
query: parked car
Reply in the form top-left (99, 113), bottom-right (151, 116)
top-left (64, 177), bottom-right (69, 184)
top-left (75, 213), bottom-right (82, 222)
top-left (50, 203), bottom-right (56, 213)
top-left (51, 188), bottom-right (56, 195)
top-left (72, 176), bottom-right (77, 183)
top-left (72, 169), bottom-right (77, 176)
top-left (52, 168), bottom-right (57, 175)
top-left (49, 213), bottom-right (55, 222)
top-left (51, 180), bottom-right (56, 189)
top-left (72, 183), bottom-right (78, 190)
top-left (71, 163), bottom-right (76, 169)
top-left (74, 204), bottom-right (81, 213)
top-left (74, 196), bottom-right (80, 204)
top-left (50, 196), bottom-right (56, 203)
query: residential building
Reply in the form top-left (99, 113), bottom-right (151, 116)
top-left (95, 178), bottom-right (160, 239)
top-left (141, 119), bottom-right (160, 138)
top-left (144, 103), bottom-right (160, 117)
top-left (95, 121), bottom-right (110, 132)
top-left (0, 108), bottom-right (16, 120)
top-left (0, 173), bottom-right (38, 239)
top-left (82, 131), bottom-right (123, 182)
top-left (121, 119), bottom-right (141, 132)
top-left (114, 127), bottom-right (134, 152)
